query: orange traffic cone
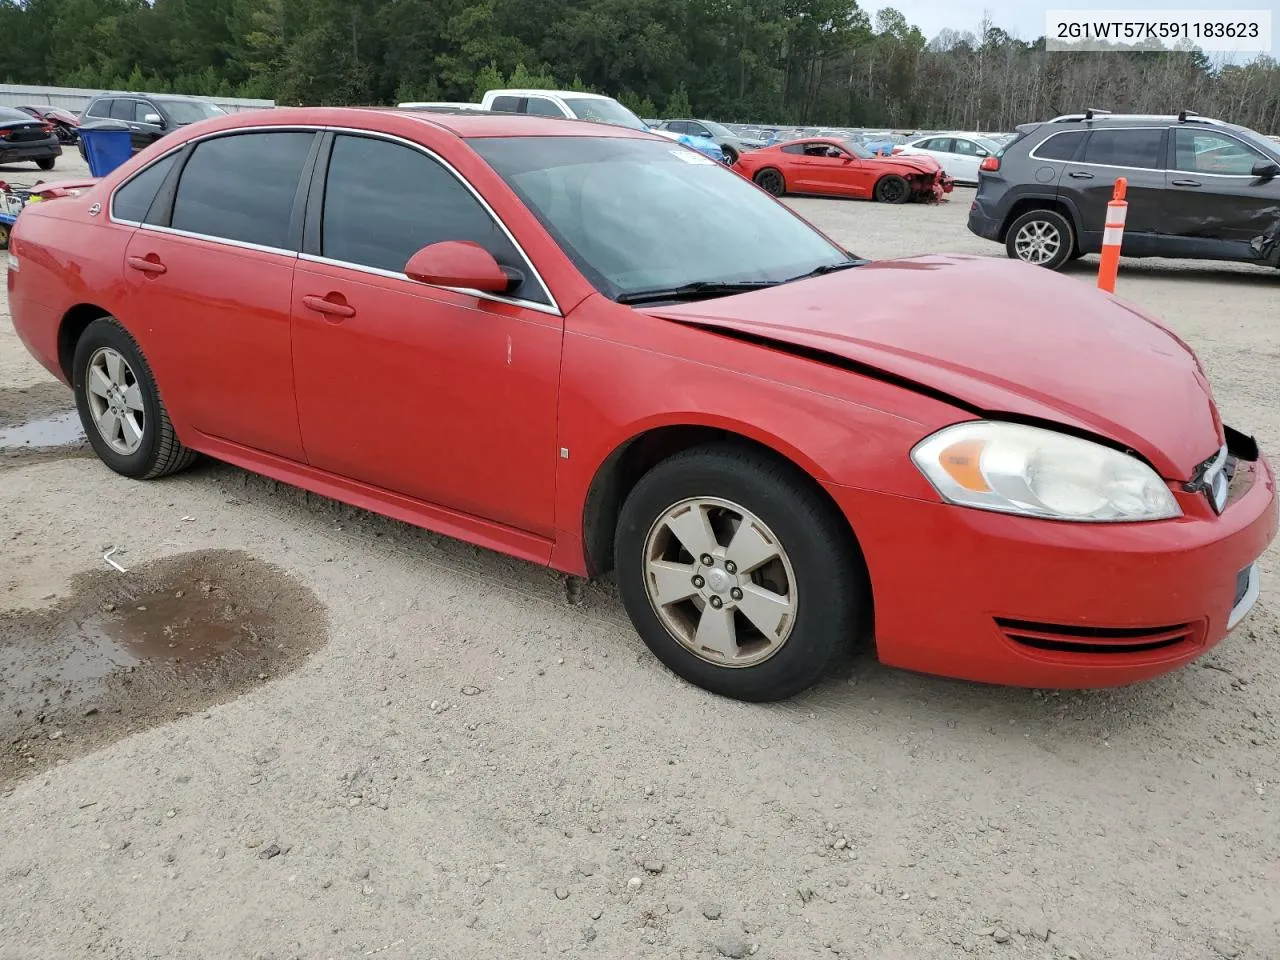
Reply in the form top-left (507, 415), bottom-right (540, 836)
top-left (1097, 177), bottom-right (1127, 293)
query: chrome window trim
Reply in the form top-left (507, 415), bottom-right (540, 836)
top-left (1227, 563), bottom-right (1260, 631)
top-left (297, 252), bottom-right (560, 317)
top-left (1029, 126), bottom-right (1275, 179)
top-left (107, 122), bottom-right (562, 316)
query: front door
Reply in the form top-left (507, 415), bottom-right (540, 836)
top-left (122, 129), bottom-right (316, 461)
top-left (1164, 127), bottom-right (1280, 260)
top-left (290, 132), bottom-right (563, 537)
top-left (792, 142), bottom-right (860, 196)
top-left (1060, 127), bottom-right (1168, 254)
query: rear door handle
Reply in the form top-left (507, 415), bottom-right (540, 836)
top-left (302, 294), bottom-right (356, 319)
top-left (1171, 178), bottom-right (1201, 187)
top-left (1067, 171), bottom-right (1094, 179)
top-left (126, 255), bottom-right (166, 275)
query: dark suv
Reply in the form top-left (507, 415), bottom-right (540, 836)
top-left (77, 93), bottom-right (228, 158)
top-left (968, 110), bottom-right (1280, 271)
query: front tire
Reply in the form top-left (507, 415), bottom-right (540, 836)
top-left (36, 157), bottom-right (55, 171)
top-left (721, 146), bottom-right (739, 166)
top-left (753, 168), bottom-right (785, 196)
top-left (615, 444), bottom-right (865, 702)
top-left (873, 175), bottom-right (910, 204)
top-left (1005, 209), bottom-right (1075, 270)
top-left (72, 316), bottom-right (197, 480)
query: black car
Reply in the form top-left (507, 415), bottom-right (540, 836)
top-left (968, 110), bottom-right (1280, 271)
top-left (0, 106), bottom-right (62, 171)
top-left (77, 93), bottom-right (228, 158)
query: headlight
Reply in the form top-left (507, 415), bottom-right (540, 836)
top-left (911, 421), bottom-right (1180, 522)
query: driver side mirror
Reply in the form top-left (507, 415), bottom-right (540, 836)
top-left (143, 113), bottom-right (165, 126)
top-left (405, 241), bottom-right (520, 294)
top-left (1252, 160), bottom-right (1280, 180)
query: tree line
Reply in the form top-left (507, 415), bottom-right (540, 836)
top-left (2, 0), bottom-right (1278, 134)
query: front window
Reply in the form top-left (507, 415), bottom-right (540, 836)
top-left (1174, 129), bottom-right (1268, 176)
top-left (162, 100), bottom-right (228, 125)
top-left (559, 97), bottom-right (648, 131)
top-left (470, 135), bottom-right (853, 301)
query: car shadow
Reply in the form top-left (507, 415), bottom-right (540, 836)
top-left (1059, 256), bottom-right (1277, 285)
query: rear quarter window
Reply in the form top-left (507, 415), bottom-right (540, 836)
top-left (111, 151), bottom-right (181, 223)
top-left (1032, 131), bottom-right (1086, 162)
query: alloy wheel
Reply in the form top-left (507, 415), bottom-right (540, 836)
top-left (86, 346), bottom-right (145, 455)
top-left (1013, 220), bottom-right (1062, 265)
top-left (642, 496), bottom-right (797, 668)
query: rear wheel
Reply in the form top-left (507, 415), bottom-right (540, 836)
top-left (721, 146), bottom-right (739, 166)
top-left (72, 316), bottom-right (197, 480)
top-left (1005, 209), bottom-right (1075, 271)
top-left (873, 175), bottom-right (910, 204)
top-left (36, 157), bottom-right (55, 171)
top-left (753, 168), bottom-right (785, 196)
top-left (615, 444), bottom-right (865, 702)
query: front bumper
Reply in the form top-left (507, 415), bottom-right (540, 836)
top-left (824, 451), bottom-right (1278, 688)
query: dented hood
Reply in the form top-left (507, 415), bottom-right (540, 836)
top-left (645, 255), bottom-right (1222, 480)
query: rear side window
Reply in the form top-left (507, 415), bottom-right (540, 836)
top-left (1081, 128), bottom-right (1165, 169)
top-left (523, 97), bottom-right (564, 117)
top-left (490, 96), bottom-right (520, 113)
top-left (319, 134), bottom-right (546, 304)
top-left (1033, 131), bottom-right (1086, 161)
top-left (171, 132), bottom-right (314, 249)
top-left (924, 138), bottom-right (953, 152)
top-left (780, 143), bottom-right (805, 154)
top-left (112, 151), bottom-right (180, 223)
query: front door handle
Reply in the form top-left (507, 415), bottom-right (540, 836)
top-left (1171, 178), bottom-right (1201, 187)
top-left (302, 294), bottom-right (356, 319)
top-left (126, 255), bottom-right (166, 275)
top-left (1067, 171), bottom-right (1094, 179)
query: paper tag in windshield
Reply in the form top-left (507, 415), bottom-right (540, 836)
top-left (670, 149), bottom-right (715, 165)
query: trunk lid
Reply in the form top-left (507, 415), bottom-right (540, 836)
top-left (645, 254), bottom-right (1221, 480)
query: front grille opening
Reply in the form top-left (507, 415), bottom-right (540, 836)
top-left (996, 618), bottom-right (1196, 655)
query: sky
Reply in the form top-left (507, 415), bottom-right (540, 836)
top-left (882, 0), bottom-right (1279, 58)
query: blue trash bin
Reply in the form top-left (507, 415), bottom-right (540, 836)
top-left (78, 121), bottom-right (135, 177)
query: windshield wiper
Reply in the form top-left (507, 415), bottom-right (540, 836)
top-left (787, 259), bottom-right (868, 282)
top-left (616, 280), bottom-right (780, 305)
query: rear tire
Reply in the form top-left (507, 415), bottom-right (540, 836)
top-left (36, 158), bottom-right (55, 171)
top-left (873, 175), bottom-right (910, 204)
top-left (753, 168), bottom-right (785, 196)
top-left (72, 316), bottom-right (197, 480)
top-left (615, 444), bottom-right (865, 702)
top-left (721, 146), bottom-right (739, 166)
top-left (1005, 209), bottom-right (1075, 271)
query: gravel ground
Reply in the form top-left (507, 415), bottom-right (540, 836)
top-left (1, 156), bottom-right (1278, 960)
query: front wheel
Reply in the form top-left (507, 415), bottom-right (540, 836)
top-left (615, 444), bottom-right (865, 702)
top-left (753, 168), bottom-right (785, 196)
top-left (721, 146), bottom-right (739, 166)
top-left (36, 157), bottom-right (55, 171)
top-left (1005, 209), bottom-right (1075, 270)
top-left (72, 316), bottom-right (198, 480)
top-left (873, 175), bottom-right (910, 204)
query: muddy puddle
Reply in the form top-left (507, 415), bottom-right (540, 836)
top-left (0, 550), bottom-right (327, 787)
top-left (0, 383), bottom-right (87, 469)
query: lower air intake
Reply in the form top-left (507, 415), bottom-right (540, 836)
top-left (995, 618), bottom-right (1198, 655)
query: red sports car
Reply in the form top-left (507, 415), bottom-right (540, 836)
top-left (733, 136), bottom-right (953, 202)
top-left (7, 109), bottom-right (1275, 702)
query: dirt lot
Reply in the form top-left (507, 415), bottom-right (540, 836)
top-left (1, 153), bottom-right (1278, 960)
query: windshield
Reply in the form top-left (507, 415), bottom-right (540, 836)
top-left (975, 137), bottom-right (1002, 154)
top-left (840, 140), bottom-right (875, 160)
top-left (163, 100), bottom-right (227, 124)
top-left (561, 97), bottom-right (648, 131)
top-left (1231, 126), bottom-right (1280, 160)
top-left (471, 135), bottom-right (852, 300)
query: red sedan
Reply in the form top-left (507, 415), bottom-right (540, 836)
top-left (7, 108), bottom-right (1275, 702)
top-left (733, 137), bottom-right (953, 202)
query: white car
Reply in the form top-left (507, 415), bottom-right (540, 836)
top-left (478, 89), bottom-right (649, 131)
top-left (896, 133), bottom-right (1003, 184)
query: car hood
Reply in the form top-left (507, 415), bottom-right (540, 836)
top-left (645, 255), bottom-right (1222, 480)
top-left (871, 153), bottom-right (942, 175)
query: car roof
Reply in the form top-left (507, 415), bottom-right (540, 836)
top-left (486, 88), bottom-right (613, 101)
top-left (189, 106), bottom-right (658, 140)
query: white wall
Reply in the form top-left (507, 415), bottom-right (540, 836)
top-left (0, 84), bottom-right (274, 115)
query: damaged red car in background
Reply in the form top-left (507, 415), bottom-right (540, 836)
top-left (7, 109), bottom-right (1275, 704)
top-left (732, 136), bottom-right (953, 202)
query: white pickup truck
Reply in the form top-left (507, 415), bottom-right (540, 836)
top-left (479, 89), bottom-right (650, 130)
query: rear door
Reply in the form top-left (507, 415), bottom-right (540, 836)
top-left (1059, 126), bottom-right (1167, 254)
top-left (1164, 127), bottom-right (1280, 260)
top-left (121, 129), bottom-right (317, 461)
